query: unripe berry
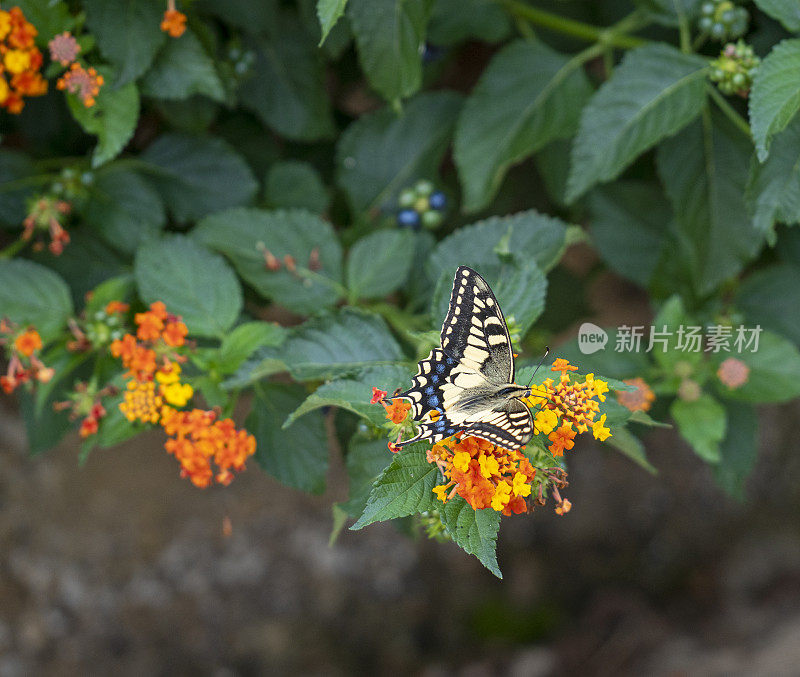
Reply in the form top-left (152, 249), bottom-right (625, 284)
top-left (415, 179), bottom-right (434, 196)
top-left (421, 210), bottom-right (444, 229)
top-left (398, 188), bottom-right (416, 208)
top-left (428, 190), bottom-right (447, 210)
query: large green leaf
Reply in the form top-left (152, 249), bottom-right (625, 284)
top-left (588, 181), bottom-right (671, 287)
top-left (746, 116), bottom-right (800, 242)
top-left (84, 0), bottom-right (166, 85)
top-left (737, 264), bottom-right (800, 346)
top-left (351, 443), bottom-right (439, 528)
top-left (215, 322), bottom-right (288, 375)
top-left (134, 235), bottom-right (242, 338)
top-left (317, 0), bottom-right (349, 44)
top-left (753, 0), bottom-right (800, 32)
top-left (657, 113), bottom-right (762, 295)
top-left (84, 167), bottom-right (166, 255)
top-left (346, 230), bottom-right (415, 300)
top-left (670, 394), bottom-right (726, 463)
top-left (603, 426), bottom-right (657, 474)
top-left (428, 0), bottom-right (510, 45)
top-left (68, 81), bottom-right (140, 168)
top-left (750, 39), bottom-right (800, 161)
top-left (265, 161), bottom-right (329, 214)
top-left (0, 260), bottom-right (73, 341)
top-left (566, 44), bottom-right (707, 202)
top-left (454, 40), bottom-right (591, 212)
top-left (141, 30), bottom-right (225, 102)
top-left (140, 133), bottom-right (258, 222)
top-left (0, 151), bottom-right (35, 227)
top-left (347, 0), bottom-right (430, 103)
top-left (439, 496), bottom-right (502, 578)
top-left (248, 383), bottom-right (329, 494)
top-left (713, 401), bottom-right (758, 500)
top-left (336, 91), bottom-right (462, 215)
top-left (240, 16), bottom-right (335, 142)
top-left (194, 207), bottom-right (344, 314)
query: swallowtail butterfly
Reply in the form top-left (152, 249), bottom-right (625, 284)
top-left (397, 266), bottom-right (534, 450)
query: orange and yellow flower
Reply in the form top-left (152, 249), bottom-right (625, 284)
top-left (384, 399), bottom-right (411, 424)
top-left (161, 6), bottom-right (187, 37)
top-left (0, 7), bottom-right (47, 113)
top-left (14, 329), bottom-right (42, 357)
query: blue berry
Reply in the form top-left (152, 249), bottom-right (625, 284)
top-left (428, 191), bottom-right (447, 210)
top-left (397, 208), bottom-right (421, 229)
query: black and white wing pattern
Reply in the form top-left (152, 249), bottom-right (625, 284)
top-left (396, 266), bottom-right (533, 450)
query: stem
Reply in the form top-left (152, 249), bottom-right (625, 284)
top-left (673, 0), bottom-right (691, 54)
top-left (0, 174), bottom-right (56, 194)
top-left (707, 84), bottom-right (751, 137)
top-left (0, 238), bottom-right (27, 260)
top-left (603, 47), bottom-right (615, 78)
top-left (497, 0), bottom-right (648, 49)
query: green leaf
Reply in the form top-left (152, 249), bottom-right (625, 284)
top-left (454, 40), bottom-right (591, 212)
top-left (428, 210), bottom-right (569, 281)
top-left (194, 207), bottom-right (344, 314)
top-left (84, 0), bottom-right (166, 86)
top-left (566, 44), bottom-right (707, 202)
top-left (737, 264), bottom-right (800, 346)
top-left (140, 30), bottom-right (225, 102)
top-left (750, 39), bottom-right (800, 161)
top-left (264, 161), bottom-right (329, 214)
top-left (633, 0), bottom-right (702, 26)
top-left (650, 295), bottom-right (704, 371)
top-left (347, 0), bottom-right (431, 103)
top-left (754, 0), bottom-right (800, 32)
top-left (603, 426), bottom-right (657, 474)
top-left (196, 0), bottom-right (277, 30)
top-left (68, 81), bottom-right (140, 168)
top-left (18, 389), bottom-right (72, 455)
top-left (341, 434), bottom-right (393, 517)
top-left (657, 113), bottom-right (762, 295)
top-left (140, 133), bottom-right (258, 222)
top-left (84, 275), bottom-right (135, 314)
top-left (317, 0), bottom-right (349, 45)
top-left (711, 330), bottom-right (800, 403)
top-left (84, 167), bottom-right (166, 255)
top-left (134, 235), bottom-right (242, 338)
top-left (240, 16), bottom-right (335, 142)
top-left (351, 443), bottom-right (439, 528)
top-left (746, 116), bottom-right (800, 241)
top-left (346, 230), bottom-right (415, 300)
top-left (0, 260), bottom-right (72, 341)
top-left (284, 364), bottom-right (411, 427)
top-left (248, 383), bottom-right (329, 494)
top-left (439, 496), bottom-right (502, 578)
top-left (216, 322), bottom-right (287, 375)
top-left (588, 181), bottom-right (671, 287)
top-left (0, 150), bottom-right (35, 227)
top-left (336, 91), bottom-right (462, 215)
top-left (670, 394), bottom-right (726, 463)
top-left (428, 0), bottom-right (510, 46)
top-left (713, 401), bottom-right (758, 499)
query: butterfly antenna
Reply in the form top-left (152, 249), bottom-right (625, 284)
top-left (525, 346), bottom-right (550, 390)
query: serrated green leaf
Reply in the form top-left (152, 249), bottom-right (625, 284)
top-left (135, 235), bottom-right (242, 338)
top-left (68, 81), bottom-right (140, 168)
top-left (454, 40), bottom-right (591, 212)
top-left (84, 0), bottom-right (165, 85)
top-left (603, 425), bottom-right (657, 474)
top-left (240, 16), bottom-right (335, 142)
top-left (657, 113), bottom-right (762, 295)
top-left (0, 260), bottom-right (73, 341)
top-left (428, 0), bottom-right (510, 45)
top-left (317, 0), bottom-right (349, 45)
top-left (265, 161), bottom-right (329, 214)
top-left (351, 443), bottom-right (439, 528)
top-left (84, 167), bottom-right (166, 255)
top-left (340, 434), bottom-right (394, 517)
top-left (750, 39), bottom-right (800, 161)
top-left (346, 230), bottom-right (415, 300)
top-left (737, 264), bottom-right (800, 346)
top-left (140, 133), bottom-right (258, 222)
top-left (194, 207), bottom-right (344, 314)
top-left (671, 394), bottom-right (726, 463)
top-left (141, 30), bottom-right (225, 102)
top-left (216, 322), bottom-right (287, 375)
top-left (713, 400), bottom-right (758, 499)
top-left (588, 181), bottom-right (671, 287)
top-left (336, 91), bottom-right (462, 215)
top-left (566, 44), bottom-right (707, 202)
top-left (753, 0), bottom-right (800, 32)
top-left (248, 383), bottom-right (329, 494)
top-left (347, 0), bottom-right (430, 103)
top-left (439, 496), bottom-right (502, 578)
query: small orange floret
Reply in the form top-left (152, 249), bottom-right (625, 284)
top-left (162, 320), bottom-right (188, 347)
top-left (548, 422), bottom-right (576, 457)
top-left (105, 301), bottom-right (129, 315)
top-left (80, 417), bottom-right (99, 438)
top-left (384, 399), bottom-right (411, 424)
top-left (14, 329), bottom-right (42, 357)
top-left (161, 8), bottom-right (187, 37)
top-left (617, 377), bottom-right (656, 412)
top-left (370, 386), bottom-right (388, 405)
top-left (717, 358), bottom-right (749, 389)
top-left (551, 358), bottom-right (578, 373)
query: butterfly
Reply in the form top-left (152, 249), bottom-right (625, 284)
top-left (396, 265), bottom-right (535, 451)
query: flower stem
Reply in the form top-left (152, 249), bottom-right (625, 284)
top-left (707, 84), bottom-right (751, 137)
top-left (496, 0), bottom-right (649, 49)
top-left (0, 238), bottom-right (27, 260)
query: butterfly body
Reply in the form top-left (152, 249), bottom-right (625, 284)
top-left (397, 266), bottom-right (534, 450)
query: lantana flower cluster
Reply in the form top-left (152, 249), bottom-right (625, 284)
top-left (161, 1), bottom-right (187, 38)
top-left (48, 31), bottom-right (104, 108)
top-left (109, 301), bottom-right (256, 488)
top-left (0, 320), bottom-right (53, 393)
top-left (0, 7), bottom-right (47, 113)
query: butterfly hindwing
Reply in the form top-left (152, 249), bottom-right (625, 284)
top-left (461, 399), bottom-right (533, 449)
top-left (440, 266), bottom-right (513, 385)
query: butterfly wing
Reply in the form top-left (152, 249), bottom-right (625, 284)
top-left (440, 266), bottom-right (514, 385)
top-left (461, 399), bottom-right (533, 449)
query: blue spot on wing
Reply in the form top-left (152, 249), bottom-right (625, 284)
top-left (424, 386), bottom-right (434, 395)
top-left (428, 395), bottom-right (439, 406)
top-left (436, 363), bottom-right (445, 374)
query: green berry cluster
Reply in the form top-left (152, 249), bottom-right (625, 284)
top-left (397, 180), bottom-right (447, 230)
top-left (698, 0), bottom-right (748, 41)
top-left (709, 40), bottom-right (760, 97)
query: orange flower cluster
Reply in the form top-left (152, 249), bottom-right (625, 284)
top-left (22, 196), bottom-right (71, 255)
top-left (617, 377), bottom-right (656, 412)
top-left (161, 3), bottom-right (187, 38)
top-left (429, 435), bottom-right (536, 515)
top-left (0, 323), bottom-right (53, 393)
top-left (525, 359), bottom-right (611, 456)
top-left (717, 357), bottom-right (749, 389)
top-left (0, 7), bottom-right (47, 113)
top-left (53, 381), bottom-right (116, 439)
top-left (57, 62), bottom-right (103, 107)
top-left (161, 407), bottom-right (256, 488)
